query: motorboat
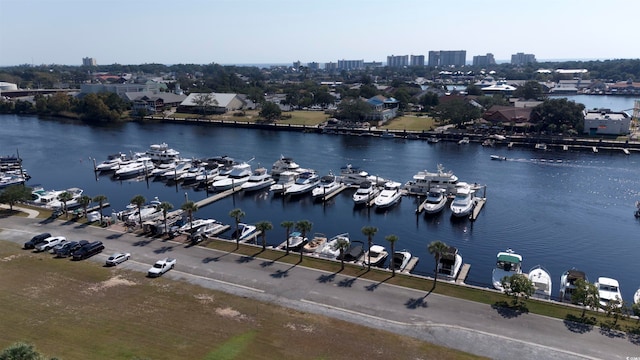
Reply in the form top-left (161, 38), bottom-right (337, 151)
top-left (492, 248), bottom-right (523, 291)
top-left (241, 167), bottom-right (275, 192)
top-left (125, 202), bottom-right (162, 224)
top-left (35, 187), bottom-right (84, 210)
top-left (271, 156), bottom-right (300, 179)
top-left (427, 136), bottom-right (440, 144)
top-left (362, 244), bottom-right (388, 268)
top-left (436, 246), bottom-right (463, 281)
top-left (149, 160), bottom-right (180, 178)
top-left (114, 157), bottom-right (154, 179)
top-left (230, 223), bottom-right (258, 242)
top-left (316, 233), bottom-right (350, 259)
top-left (380, 130), bottom-right (396, 139)
top-left (535, 143), bottom-right (548, 151)
top-left (94, 152), bottom-right (128, 172)
top-left (336, 240), bottom-right (365, 263)
top-left (189, 220), bottom-right (227, 239)
top-left (302, 233), bottom-right (327, 253)
top-left (211, 162), bottom-right (252, 191)
top-left (634, 288), bottom-right (640, 305)
top-left (312, 173), bottom-right (342, 200)
top-left (528, 265), bottom-right (552, 300)
top-left (374, 181), bottom-right (402, 209)
top-left (391, 250), bottom-right (412, 272)
top-left (559, 269), bottom-right (588, 302)
top-left (339, 164), bottom-right (386, 186)
top-left (458, 137), bottom-right (470, 145)
top-left (450, 183), bottom-right (475, 218)
top-left (178, 218), bottom-right (217, 233)
top-left (279, 231), bottom-right (308, 251)
top-left (179, 166), bottom-right (207, 185)
top-left (595, 277), bottom-right (623, 309)
top-left (404, 164), bottom-right (459, 196)
top-left (490, 155), bottom-right (507, 161)
top-left (269, 170), bottom-right (298, 195)
top-left (284, 171), bottom-right (320, 196)
top-left (352, 181), bottom-right (380, 205)
top-left (421, 188), bottom-right (448, 214)
top-left (145, 143), bottom-right (180, 163)
top-left (161, 160), bottom-right (192, 181)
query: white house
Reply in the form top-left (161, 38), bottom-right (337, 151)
top-left (179, 93), bottom-right (246, 113)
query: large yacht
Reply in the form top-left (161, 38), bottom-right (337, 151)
top-left (339, 164), bottom-right (386, 186)
top-left (352, 181), bottom-right (380, 205)
top-left (145, 143), bottom-right (180, 163)
top-left (436, 246), bottom-right (463, 281)
top-left (269, 170), bottom-right (298, 195)
top-left (491, 248), bottom-right (523, 291)
top-left (422, 188), bottom-right (448, 214)
top-left (271, 156), bottom-right (300, 179)
top-left (211, 162), bottom-right (252, 191)
top-left (312, 173), bottom-right (342, 200)
top-left (404, 164), bottom-right (459, 196)
top-left (373, 181), bottom-right (402, 209)
top-left (241, 167), bottom-right (275, 192)
top-left (559, 269), bottom-right (587, 302)
top-left (528, 265), bottom-right (552, 300)
top-left (284, 171), bottom-right (320, 196)
top-left (595, 277), bottom-right (623, 309)
top-left (450, 183), bottom-right (475, 218)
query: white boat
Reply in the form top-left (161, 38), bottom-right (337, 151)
top-left (339, 164), bottom-right (386, 186)
top-left (211, 162), bottom-right (252, 191)
top-left (490, 155), bottom-right (507, 161)
top-left (380, 130), bottom-right (396, 139)
top-left (149, 160), bottom-right (180, 178)
top-left (362, 244), bottom-right (388, 267)
top-left (114, 158), bottom-right (154, 178)
top-left (595, 277), bottom-right (623, 309)
top-left (241, 167), bottom-right (275, 191)
top-left (458, 137), bottom-right (470, 145)
top-left (279, 231), bottom-right (308, 251)
top-left (535, 143), bottom-right (548, 151)
top-left (374, 181), bottom-right (402, 209)
top-left (492, 248), bottom-right (523, 291)
top-left (436, 246), bottom-right (463, 281)
top-left (269, 170), bottom-right (298, 195)
top-left (284, 171), bottom-right (320, 196)
top-left (189, 220), bottom-right (226, 238)
top-left (450, 183), bottom-right (475, 218)
top-left (161, 160), bottom-right (192, 181)
top-left (404, 164), bottom-right (459, 196)
top-left (634, 288), bottom-right (640, 304)
top-left (178, 218), bottom-right (217, 233)
top-left (230, 223), bottom-right (258, 242)
top-left (528, 265), bottom-right (552, 300)
top-left (391, 250), bottom-right (412, 272)
top-left (145, 143), bottom-right (180, 163)
top-left (125, 202), bottom-right (162, 224)
top-left (559, 269), bottom-right (588, 302)
top-left (427, 136), bottom-right (440, 144)
top-left (421, 188), bottom-right (448, 214)
top-left (179, 166), bottom-right (207, 185)
top-left (352, 181), bottom-right (380, 205)
top-left (271, 156), bottom-right (300, 178)
top-left (312, 173), bottom-right (342, 200)
top-left (302, 233), bottom-right (327, 253)
top-left (37, 187), bottom-right (84, 210)
top-left (95, 153), bottom-right (128, 171)
top-left (316, 233), bottom-right (350, 259)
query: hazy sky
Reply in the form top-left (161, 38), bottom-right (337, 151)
top-left (1, 0), bottom-right (637, 67)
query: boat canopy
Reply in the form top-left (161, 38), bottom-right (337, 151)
top-left (497, 254), bottom-right (521, 264)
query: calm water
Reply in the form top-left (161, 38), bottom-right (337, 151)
top-left (2, 114), bottom-right (640, 303)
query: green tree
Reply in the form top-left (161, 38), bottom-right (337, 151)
top-left (336, 236), bottom-right (350, 270)
top-left (78, 195), bottom-right (92, 219)
top-left (603, 298), bottom-right (623, 326)
top-left (280, 220), bottom-right (294, 255)
top-left (501, 274), bottom-right (535, 307)
top-left (632, 302), bottom-right (640, 323)
top-left (433, 97), bottom-right (482, 125)
top-left (181, 201), bottom-right (199, 233)
top-left (130, 194), bottom-right (146, 227)
top-left (229, 208), bottom-right (246, 248)
top-left (465, 84), bottom-right (483, 96)
top-left (530, 98), bottom-right (586, 134)
top-left (58, 191), bottom-right (73, 219)
top-left (92, 194), bottom-right (107, 224)
top-left (571, 278), bottom-right (600, 318)
top-left (361, 226), bottom-right (378, 271)
top-left (337, 97), bottom-right (372, 122)
top-left (294, 220), bottom-right (313, 262)
top-left (0, 342), bottom-right (53, 360)
top-left (191, 93), bottom-right (218, 117)
top-left (385, 234), bottom-right (399, 277)
top-left (259, 102), bottom-right (282, 122)
top-left (159, 201), bottom-right (174, 235)
top-left (0, 185), bottom-right (32, 211)
top-left (513, 80), bottom-right (545, 100)
top-left (255, 221), bottom-right (273, 250)
top-left (427, 240), bottom-right (449, 288)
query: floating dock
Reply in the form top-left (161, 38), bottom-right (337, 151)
top-left (194, 187), bottom-right (243, 208)
top-left (456, 263), bottom-right (471, 284)
top-left (316, 183), bottom-right (348, 202)
top-left (469, 198), bottom-right (486, 221)
top-left (402, 256), bottom-right (419, 274)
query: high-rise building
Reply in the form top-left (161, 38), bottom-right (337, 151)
top-left (387, 55), bottom-right (409, 68)
top-left (337, 59), bottom-right (364, 70)
top-left (511, 52), bottom-right (536, 65)
top-left (472, 53), bottom-right (496, 66)
top-left (428, 50), bottom-right (466, 67)
top-left (325, 62), bottom-right (338, 71)
top-left (307, 62), bottom-right (320, 70)
top-left (82, 57), bottom-right (96, 66)
top-left (293, 60), bottom-right (301, 69)
top-left (410, 55), bottom-right (425, 67)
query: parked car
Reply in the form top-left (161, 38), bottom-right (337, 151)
top-left (55, 240), bottom-right (88, 258)
top-left (49, 239), bottom-right (69, 254)
top-left (147, 258), bottom-right (176, 277)
top-left (35, 236), bottom-right (66, 252)
top-left (23, 233), bottom-right (51, 249)
top-left (71, 241), bottom-right (104, 260)
top-left (105, 252), bottom-right (130, 266)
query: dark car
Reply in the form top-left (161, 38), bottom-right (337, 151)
top-left (55, 240), bottom-right (89, 258)
top-left (23, 233), bottom-right (52, 249)
top-left (71, 241), bottom-right (104, 260)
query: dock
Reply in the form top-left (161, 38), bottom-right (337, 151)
top-left (317, 183), bottom-right (348, 202)
top-left (402, 256), bottom-right (419, 274)
top-left (469, 198), bottom-right (486, 221)
top-left (456, 263), bottom-right (471, 284)
top-left (194, 187), bottom-right (243, 208)
top-left (85, 203), bottom-right (110, 212)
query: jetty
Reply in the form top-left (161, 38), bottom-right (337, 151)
top-left (470, 198), bottom-right (486, 221)
top-left (316, 183), bottom-right (349, 202)
top-left (194, 187), bottom-right (243, 208)
top-left (456, 263), bottom-right (471, 284)
top-left (402, 256), bottom-right (419, 274)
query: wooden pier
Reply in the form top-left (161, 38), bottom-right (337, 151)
top-left (194, 187), bottom-right (243, 208)
top-left (469, 198), bottom-right (486, 221)
top-left (456, 263), bottom-right (471, 284)
top-left (316, 184), bottom-right (348, 202)
top-left (85, 203), bottom-right (110, 212)
top-left (402, 256), bottom-right (419, 274)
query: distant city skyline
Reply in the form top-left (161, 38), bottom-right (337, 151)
top-left (0, 0), bottom-right (637, 67)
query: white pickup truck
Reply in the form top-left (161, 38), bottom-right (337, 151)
top-left (147, 258), bottom-right (176, 277)
top-left (35, 236), bottom-right (66, 252)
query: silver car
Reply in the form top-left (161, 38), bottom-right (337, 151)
top-left (105, 252), bottom-right (131, 266)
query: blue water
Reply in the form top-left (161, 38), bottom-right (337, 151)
top-left (2, 114), bottom-right (640, 303)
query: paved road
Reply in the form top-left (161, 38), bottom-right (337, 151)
top-left (1, 216), bottom-right (638, 360)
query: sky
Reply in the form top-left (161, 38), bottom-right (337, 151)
top-left (1, 0), bottom-right (638, 67)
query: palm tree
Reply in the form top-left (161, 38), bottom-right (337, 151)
top-left (92, 195), bottom-right (107, 224)
top-left (130, 194), bottom-right (146, 227)
top-left (181, 201), bottom-right (198, 233)
top-left (385, 234), bottom-right (399, 277)
top-left (428, 240), bottom-right (449, 288)
top-left (294, 220), bottom-right (313, 262)
top-left (79, 195), bottom-right (92, 219)
top-left (255, 221), bottom-right (273, 250)
top-left (229, 208), bottom-right (245, 248)
top-left (336, 236), bottom-right (350, 270)
top-left (361, 226), bottom-right (378, 271)
top-left (158, 201), bottom-right (174, 235)
top-left (58, 191), bottom-right (73, 219)
top-left (280, 221), bottom-right (294, 255)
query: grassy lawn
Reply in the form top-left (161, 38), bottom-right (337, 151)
top-left (0, 241), bottom-right (485, 360)
top-left (379, 114), bottom-right (438, 132)
top-left (159, 110), bottom-right (329, 127)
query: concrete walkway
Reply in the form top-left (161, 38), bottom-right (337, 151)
top-left (0, 204), bottom-right (39, 218)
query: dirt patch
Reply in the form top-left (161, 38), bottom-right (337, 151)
top-left (0, 254), bottom-right (21, 262)
top-left (194, 293), bottom-right (215, 304)
top-left (86, 275), bottom-right (137, 292)
top-left (285, 322), bottom-right (315, 333)
top-left (216, 307), bottom-right (248, 321)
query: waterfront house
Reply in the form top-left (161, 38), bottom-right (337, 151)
top-left (365, 95), bottom-right (399, 125)
top-left (583, 108), bottom-right (631, 136)
top-left (482, 105), bottom-right (533, 128)
top-left (178, 93), bottom-right (247, 114)
top-left (127, 91), bottom-right (187, 114)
